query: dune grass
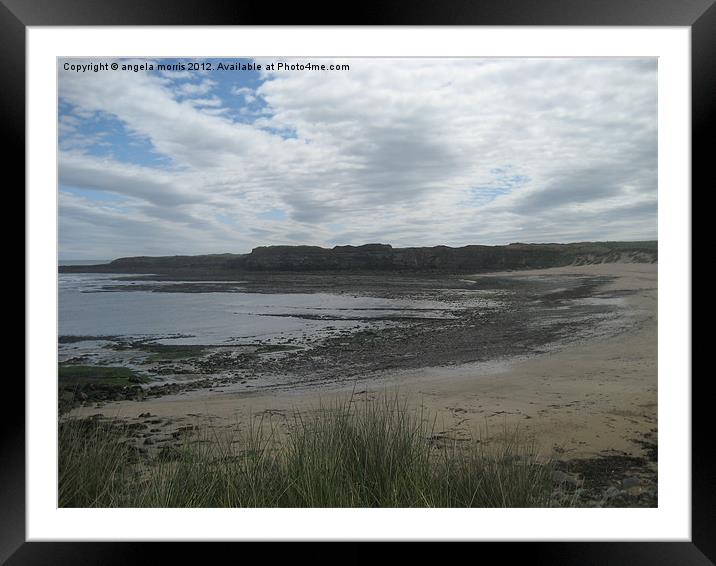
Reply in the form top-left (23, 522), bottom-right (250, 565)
top-left (59, 393), bottom-right (557, 508)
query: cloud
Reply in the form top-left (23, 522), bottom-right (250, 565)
top-left (58, 57), bottom-right (657, 259)
top-left (59, 152), bottom-right (199, 207)
top-left (176, 78), bottom-right (217, 96)
top-left (186, 96), bottom-right (224, 107)
top-left (232, 86), bottom-right (257, 104)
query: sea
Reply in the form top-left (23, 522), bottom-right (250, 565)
top-left (58, 270), bottom-right (452, 347)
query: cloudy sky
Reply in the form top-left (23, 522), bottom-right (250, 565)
top-left (58, 57), bottom-right (657, 260)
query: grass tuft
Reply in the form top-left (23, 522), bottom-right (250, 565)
top-left (59, 392), bottom-right (558, 507)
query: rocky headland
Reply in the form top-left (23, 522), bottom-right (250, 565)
top-left (59, 241), bottom-right (657, 275)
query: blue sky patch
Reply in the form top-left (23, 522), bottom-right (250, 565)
top-left (257, 208), bottom-right (289, 221)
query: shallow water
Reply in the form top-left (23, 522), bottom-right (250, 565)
top-left (59, 273), bottom-right (455, 346)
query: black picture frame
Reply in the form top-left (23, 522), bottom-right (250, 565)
top-left (8, 1), bottom-right (705, 563)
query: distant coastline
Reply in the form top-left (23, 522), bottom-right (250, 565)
top-left (59, 240), bottom-right (657, 275)
top-left (59, 259), bottom-right (111, 266)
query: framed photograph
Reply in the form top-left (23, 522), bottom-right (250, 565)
top-left (10, 0), bottom-right (705, 563)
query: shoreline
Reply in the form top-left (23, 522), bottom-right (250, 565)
top-left (69, 263), bottom-right (656, 458)
top-left (66, 262), bottom-right (657, 506)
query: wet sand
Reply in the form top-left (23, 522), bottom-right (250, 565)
top-left (71, 262), bottom-right (657, 463)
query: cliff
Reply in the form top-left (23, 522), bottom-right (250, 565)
top-left (59, 241), bottom-right (657, 275)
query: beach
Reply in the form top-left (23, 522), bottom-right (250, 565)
top-left (67, 263), bottom-right (657, 504)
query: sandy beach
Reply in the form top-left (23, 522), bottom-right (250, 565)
top-left (70, 262), bottom-right (657, 464)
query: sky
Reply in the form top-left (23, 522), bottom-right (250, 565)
top-left (58, 57), bottom-right (657, 260)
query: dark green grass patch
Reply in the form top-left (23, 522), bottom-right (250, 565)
top-left (58, 365), bottom-right (149, 386)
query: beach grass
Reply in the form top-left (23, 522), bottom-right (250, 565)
top-left (59, 393), bottom-right (557, 507)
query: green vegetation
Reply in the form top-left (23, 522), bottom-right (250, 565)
top-left (59, 394), bottom-right (558, 507)
top-left (57, 365), bottom-right (149, 387)
top-left (59, 418), bottom-right (140, 508)
top-left (58, 365), bottom-right (151, 415)
top-left (58, 365), bottom-right (148, 386)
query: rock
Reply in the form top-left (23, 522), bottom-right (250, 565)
top-left (604, 486), bottom-right (621, 499)
top-left (551, 470), bottom-right (568, 482)
top-left (138, 412), bottom-right (152, 418)
top-left (225, 242), bottom-right (658, 272)
top-left (65, 242), bottom-right (657, 275)
top-left (143, 437), bottom-right (154, 445)
top-left (622, 477), bottom-right (641, 489)
top-left (552, 470), bottom-right (582, 487)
